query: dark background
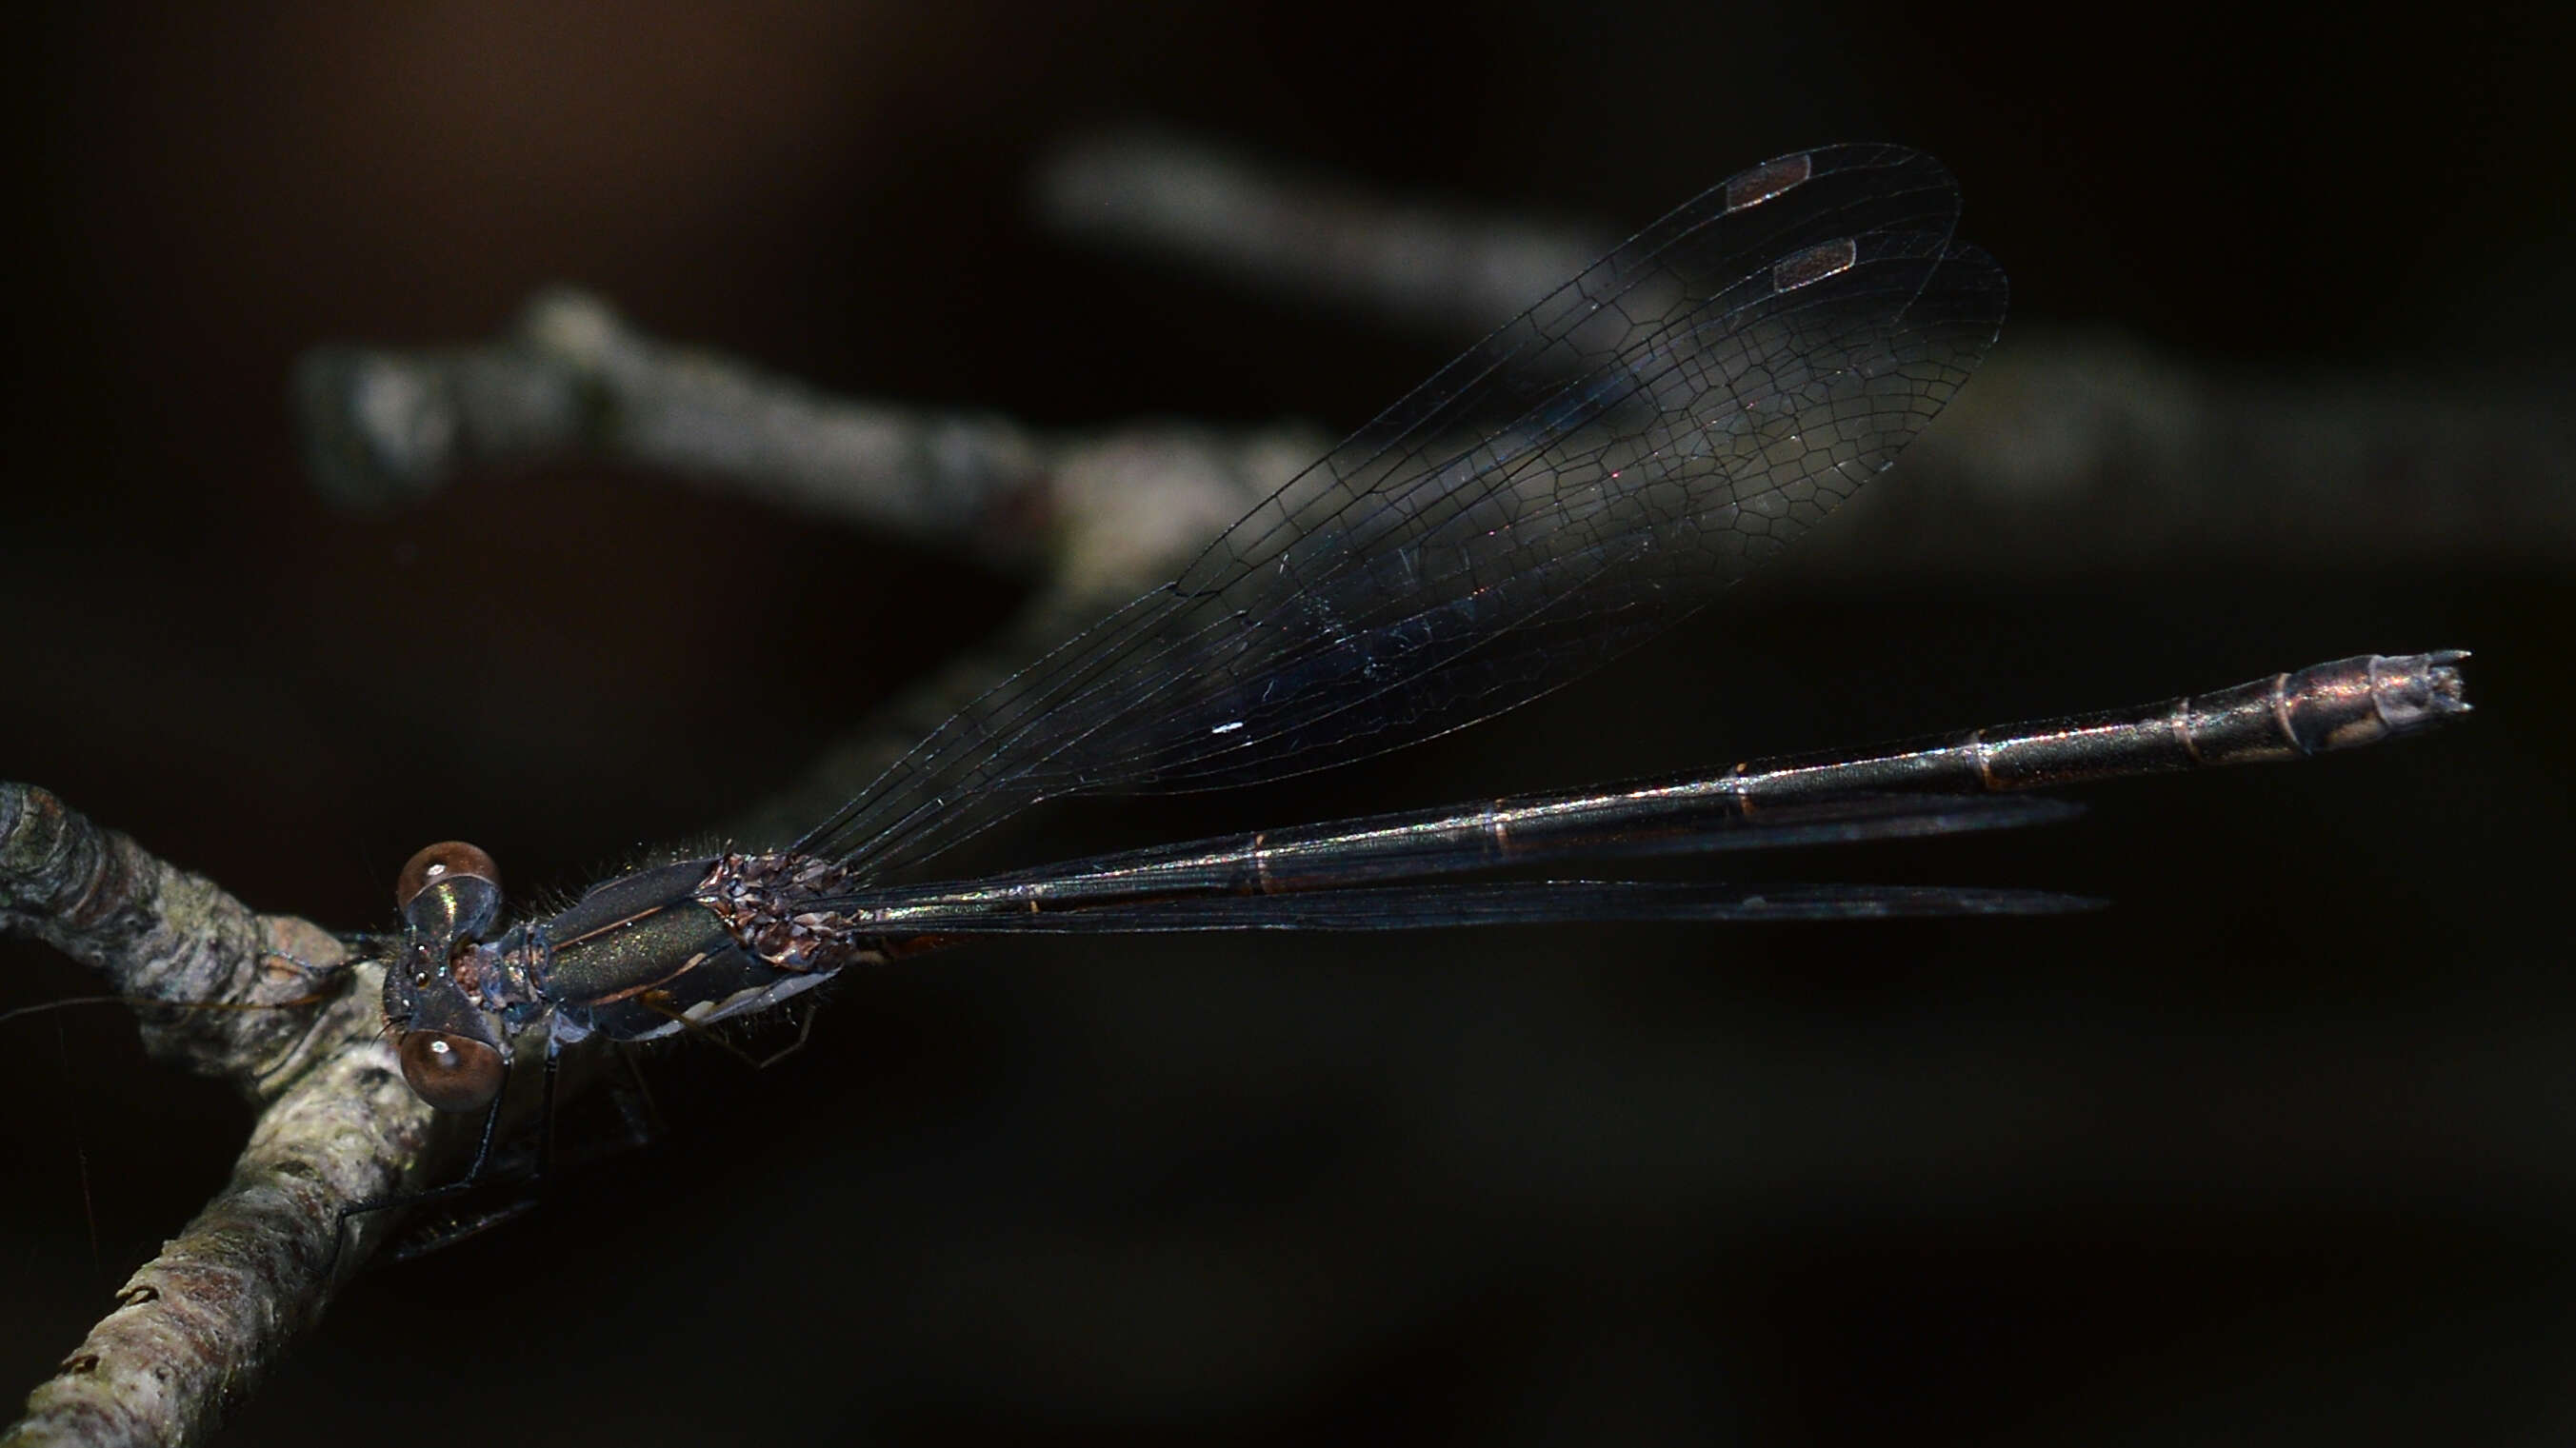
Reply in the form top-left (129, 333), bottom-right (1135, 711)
top-left (4, 3), bottom-right (2569, 1443)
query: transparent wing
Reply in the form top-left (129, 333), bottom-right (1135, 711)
top-left (802, 145), bottom-right (2006, 880)
top-left (823, 793), bottom-right (2082, 924)
top-left (848, 882), bottom-right (2095, 933)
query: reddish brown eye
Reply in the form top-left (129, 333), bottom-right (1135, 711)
top-left (397, 841), bottom-right (499, 912)
top-left (397, 841), bottom-right (504, 942)
top-left (397, 1030), bottom-right (506, 1113)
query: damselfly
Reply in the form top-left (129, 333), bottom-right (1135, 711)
top-left (368, 145), bottom-right (2467, 1196)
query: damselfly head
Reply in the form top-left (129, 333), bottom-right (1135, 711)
top-left (389, 839), bottom-right (512, 1112)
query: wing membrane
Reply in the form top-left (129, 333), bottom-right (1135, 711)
top-left (826, 793), bottom-right (2082, 924)
top-left (856, 882), bottom-right (2094, 933)
top-left (802, 145), bottom-right (2005, 879)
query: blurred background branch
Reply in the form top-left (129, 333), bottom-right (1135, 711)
top-left (308, 134), bottom-right (2576, 597)
top-left (1037, 130), bottom-right (2576, 577)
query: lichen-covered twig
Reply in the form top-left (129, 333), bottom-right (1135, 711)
top-left (0, 783), bottom-right (339, 1083)
top-left (0, 784), bottom-right (426, 1448)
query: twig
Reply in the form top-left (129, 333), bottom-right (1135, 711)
top-left (0, 785), bottom-right (417, 1448)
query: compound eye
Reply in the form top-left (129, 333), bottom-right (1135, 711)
top-left (397, 1030), bottom-right (507, 1113)
top-left (397, 842), bottom-right (499, 913)
top-left (397, 842), bottom-right (503, 941)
